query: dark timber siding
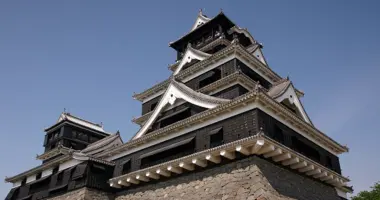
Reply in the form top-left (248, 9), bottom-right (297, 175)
top-left (7, 161), bottom-right (115, 200)
top-left (113, 109), bottom-right (259, 177)
top-left (212, 84), bottom-right (249, 99)
top-left (237, 60), bottom-right (272, 89)
top-left (141, 95), bottom-right (162, 115)
top-left (185, 59), bottom-right (236, 91)
top-left (257, 110), bottom-right (341, 174)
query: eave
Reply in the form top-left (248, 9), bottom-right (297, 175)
top-left (6, 152), bottom-right (115, 183)
top-left (36, 145), bottom-right (73, 160)
top-left (169, 38), bottom-right (231, 72)
top-left (101, 89), bottom-right (348, 160)
top-left (5, 154), bottom-right (72, 183)
top-left (169, 11), bottom-right (235, 51)
top-left (44, 120), bottom-right (109, 137)
top-left (134, 42), bottom-right (284, 102)
top-left (109, 134), bottom-right (349, 190)
top-left (132, 72), bottom-right (258, 126)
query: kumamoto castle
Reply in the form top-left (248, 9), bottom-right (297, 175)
top-left (5, 11), bottom-right (353, 200)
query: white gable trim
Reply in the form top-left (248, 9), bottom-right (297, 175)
top-left (191, 10), bottom-right (211, 31)
top-left (174, 45), bottom-right (211, 75)
top-left (133, 82), bottom-right (222, 140)
top-left (275, 84), bottom-right (311, 124)
top-left (252, 48), bottom-right (267, 65)
top-left (335, 188), bottom-right (348, 199)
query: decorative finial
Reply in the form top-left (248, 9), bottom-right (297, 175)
top-left (286, 75), bottom-right (290, 80)
top-left (116, 130), bottom-right (120, 134)
top-left (100, 122), bottom-right (103, 128)
top-left (64, 108), bottom-right (66, 113)
top-left (257, 127), bottom-right (265, 136)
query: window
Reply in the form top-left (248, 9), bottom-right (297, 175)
top-left (122, 160), bottom-right (131, 174)
top-left (273, 125), bottom-right (285, 144)
top-left (140, 138), bottom-right (195, 168)
top-left (72, 131), bottom-right (77, 138)
top-left (36, 172), bottom-right (42, 180)
top-left (53, 167), bottom-right (59, 174)
top-left (291, 136), bottom-right (320, 162)
top-left (21, 177), bottom-right (26, 185)
top-left (326, 156), bottom-right (333, 168)
top-left (150, 102), bottom-right (158, 111)
top-left (198, 68), bottom-right (221, 89)
top-left (159, 108), bottom-right (191, 128)
top-left (210, 128), bottom-right (224, 148)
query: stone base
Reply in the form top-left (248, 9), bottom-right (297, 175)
top-left (46, 188), bottom-right (114, 200)
top-left (115, 156), bottom-right (342, 200)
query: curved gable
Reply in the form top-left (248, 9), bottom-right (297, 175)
top-left (174, 45), bottom-right (211, 75)
top-left (132, 79), bottom-right (230, 140)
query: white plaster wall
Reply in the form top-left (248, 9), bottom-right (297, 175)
top-left (42, 168), bottom-right (53, 177)
top-left (59, 159), bottom-right (83, 171)
top-left (26, 174), bottom-right (36, 184)
top-left (12, 180), bottom-right (22, 188)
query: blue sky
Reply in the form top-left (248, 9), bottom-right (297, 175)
top-left (0, 0), bottom-right (379, 198)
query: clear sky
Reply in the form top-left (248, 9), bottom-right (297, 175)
top-left (0, 0), bottom-right (379, 198)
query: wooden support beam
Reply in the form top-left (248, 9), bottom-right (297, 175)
top-left (306, 168), bottom-right (321, 176)
top-left (156, 169), bottom-right (170, 177)
top-left (145, 172), bottom-right (159, 180)
top-left (192, 158), bottom-right (207, 167)
top-left (236, 145), bottom-right (250, 155)
top-left (290, 161), bottom-right (307, 169)
top-left (313, 172), bottom-right (328, 179)
top-left (282, 157), bottom-right (299, 166)
top-left (299, 165), bottom-right (314, 173)
top-left (167, 165), bottom-right (182, 174)
top-left (110, 182), bottom-right (121, 188)
top-left (321, 175), bottom-right (334, 182)
top-left (264, 148), bottom-right (282, 158)
top-left (257, 144), bottom-right (275, 155)
top-left (126, 177), bottom-right (139, 184)
top-left (117, 180), bottom-right (130, 187)
top-left (179, 162), bottom-right (194, 171)
top-left (205, 154), bottom-right (221, 164)
top-left (273, 153), bottom-right (291, 162)
top-left (136, 174), bottom-right (149, 182)
top-left (220, 150), bottom-right (235, 160)
top-left (251, 140), bottom-right (265, 154)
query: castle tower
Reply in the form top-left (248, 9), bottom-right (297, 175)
top-left (107, 11), bottom-right (352, 200)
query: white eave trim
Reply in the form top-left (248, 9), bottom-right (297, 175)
top-left (174, 45), bottom-right (211, 75)
top-left (191, 10), bottom-right (211, 31)
top-left (109, 135), bottom-right (349, 190)
top-left (132, 80), bottom-right (226, 140)
top-left (274, 84), bottom-right (312, 124)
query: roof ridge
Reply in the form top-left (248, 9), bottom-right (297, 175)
top-left (63, 112), bottom-right (103, 128)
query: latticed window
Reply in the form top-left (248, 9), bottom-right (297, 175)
top-left (210, 128), bottom-right (224, 148)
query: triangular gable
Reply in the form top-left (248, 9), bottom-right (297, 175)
top-left (252, 48), bottom-right (267, 65)
top-left (272, 83), bottom-right (312, 124)
top-left (81, 133), bottom-right (123, 157)
top-left (191, 10), bottom-right (211, 31)
top-left (132, 79), bottom-right (230, 140)
top-left (229, 26), bottom-right (256, 45)
top-left (174, 44), bottom-right (211, 75)
top-left (55, 113), bottom-right (106, 133)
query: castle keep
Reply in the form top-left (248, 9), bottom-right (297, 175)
top-left (5, 11), bottom-right (352, 200)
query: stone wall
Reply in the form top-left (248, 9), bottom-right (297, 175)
top-left (47, 188), bottom-right (114, 200)
top-left (115, 156), bottom-right (342, 200)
